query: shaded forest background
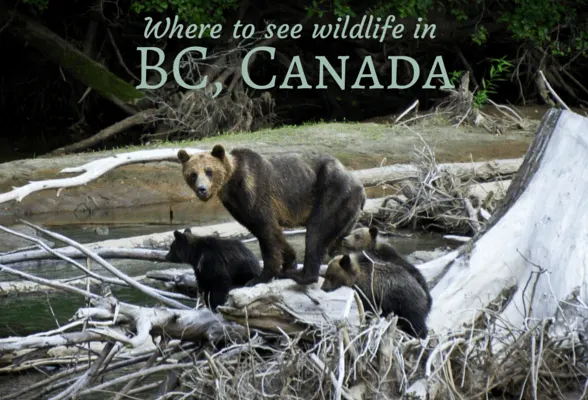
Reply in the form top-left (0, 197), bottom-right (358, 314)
top-left (0, 0), bottom-right (587, 159)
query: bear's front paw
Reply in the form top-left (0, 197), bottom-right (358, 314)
top-left (278, 270), bottom-right (319, 286)
top-left (245, 275), bottom-right (272, 287)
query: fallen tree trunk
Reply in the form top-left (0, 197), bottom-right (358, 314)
top-left (49, 108), bottom-right (162, 156)
top-left (0, 247), bottom-right (168, 265)
top-left (423, 108), bottom-right (588, 397)
top-left (0, 5), bottom-right (145, 113)
top-left (355, 158), bottom-right (521, 187)
top-left (429, 108), bottom-right (587, 331)
top-left (219, 278), bottom-right (362, 336)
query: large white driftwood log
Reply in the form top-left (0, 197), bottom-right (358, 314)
top-left (354, 158), bottom-right (521, 187)
top-left (0, 297), bottom-right (248, 353)
top-left (427, 109), bottom-right (588, 338)
top-left (218, 278), bottom-right (362, 336)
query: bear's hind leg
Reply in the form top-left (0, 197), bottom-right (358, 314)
top-left (282, 188), bottom-right (364, 285)
top-left (281, 240), bottom-right (297, 271)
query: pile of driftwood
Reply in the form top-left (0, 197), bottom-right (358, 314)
top-left (0, 219), bottom-right (585, 400)
top-left (362, 143), bottom-right (515, 235)
top-left (1, 108), bottom-right (588, 399)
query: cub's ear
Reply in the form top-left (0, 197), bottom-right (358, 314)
top-left (183, 228), bottom-right (192, 234)
top-left (177, 149), bottom-right (191, 164)
top-left (174, 231), bottom-right (188, 243)
top-left (369, 226), bottom-right (378, 240)
top-left (340, 255), bottom-right (352, 272)
top-left (211, 144), bottom-right (225, 160)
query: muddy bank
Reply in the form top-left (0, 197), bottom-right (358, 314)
top-left (0, 113), bottom-right (539, 221)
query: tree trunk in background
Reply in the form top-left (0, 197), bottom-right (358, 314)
top-left (0, 6), bottom-right (145, 113)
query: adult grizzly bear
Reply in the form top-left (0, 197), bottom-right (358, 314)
top-left (165, 228), bottom-right (261, 310)
top-left (321, 252), bottom-right (430, 339)
top-left (177, 145), bottom-right (366, 286)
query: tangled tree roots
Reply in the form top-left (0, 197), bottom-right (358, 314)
top-left (363, 143), bottom-right (509, 235)
top-left (435, 71), bottom-right (529, 135)
top-left (155, 89), bottom-right (276, 141)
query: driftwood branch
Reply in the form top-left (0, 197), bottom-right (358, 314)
top-left (0, 148), bottom-right (205, 204)
top-left (538, 70), bottom-right (570, 111)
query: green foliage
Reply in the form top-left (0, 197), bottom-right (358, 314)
top-left (450, 8), bottom-right (468, 22)
top-left (473, 57), bottom-right (513, 108)
top-left (471, 25), bottom-right (488, 45)
top-left (130, 0), bottom-right (238, 25)
top-left (365, 0), bottom-right (588, 56)
top-left (23, 0), bottom-right (49, 11)
top-left (366, 0), bottom-right (432, 18)
top-left (306, 0), bottom-right (356, 18)
top-left (449, 70), bottom-right (464, 86)
top-left (499, 0), bottom-right (588, 55)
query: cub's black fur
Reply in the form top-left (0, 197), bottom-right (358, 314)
top-left (165, 229), bottom-right (261, 310)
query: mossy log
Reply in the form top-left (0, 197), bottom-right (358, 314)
top-left (0, 6), bottom-right (144, 110)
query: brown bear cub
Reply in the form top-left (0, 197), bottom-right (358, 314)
top-left (165, 229), bottom-right (261, 310)
top-left (321, 252), bottom-right (430, 339)
top-left (342, 226), bottom-right (432, 309)
top-left (177, 145), bottom-right (366, 287)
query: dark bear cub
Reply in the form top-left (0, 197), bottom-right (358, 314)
top-left (165, 229), bottom-right (261, 310)
top-left (342, 226), bottom-right (432, 309)
top-left (177, 145), bottom-right (366, 287)
top-left (321, 252), bottom-right (431, 339)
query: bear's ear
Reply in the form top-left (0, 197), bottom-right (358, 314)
top-left (183, 228), bottom-right (192, 234)
top-left (340, 255), bottom-right (352, 272)
top-left (369, 226), bottom-right (378, 240)
top-left (211, 144), bottom-right (225, 160)
top-left (177, 149), bottom-right (191, 164)
top-left (173, 230), bottom-right (187, 242)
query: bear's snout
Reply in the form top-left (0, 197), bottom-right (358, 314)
top-left (321, 281), bottom-right (335, 292)
top-left (197, 185), bottom-right (208, 197)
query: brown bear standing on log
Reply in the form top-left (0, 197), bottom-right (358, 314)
top-left (177, 145), bottom-right (366, 286)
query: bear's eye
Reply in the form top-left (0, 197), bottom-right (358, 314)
top-left (204, 168), bottom-right (213, 177)
top-left (189, 172), bottom-right (197, 181)
top-left (355, 234), bottom-right (361, 239)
